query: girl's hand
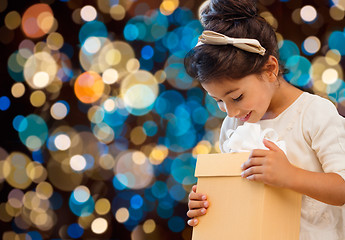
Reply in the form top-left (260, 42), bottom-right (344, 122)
top-left (241, 139), bottom-right (297, 188)
top-left (187, 185), bottom-right (209, 227)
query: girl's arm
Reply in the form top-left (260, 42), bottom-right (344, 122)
top-left (241, 139), bottom-right (345, 206)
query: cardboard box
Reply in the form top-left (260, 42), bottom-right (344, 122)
top-left (192, 152), bottom-right (302, 240)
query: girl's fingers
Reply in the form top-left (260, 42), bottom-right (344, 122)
top-left (192, 185), bottom-right (197, 193)
top-left (241, 157), bottom-right (266, 170)
top-left (189, 191), bottom-right (207, 201)
top-left (241, 166), bottom-right (264, 178)
top-left (188, 218), bottom-right (199, 226)
top-left (188, 200), bottom-right (209, 210)
top-left (187, 208), bottom-right (207, 218)
top-left (249, 149), bottom-right (269, 158)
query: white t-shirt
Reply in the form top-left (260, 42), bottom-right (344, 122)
top-left (219, 92), bottom-right (345, 240)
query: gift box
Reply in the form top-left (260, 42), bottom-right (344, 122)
top-left (192, 152), bottom-right (302, 240)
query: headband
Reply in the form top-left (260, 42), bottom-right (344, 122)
top-left (196, 30), bottom-right (266, 56)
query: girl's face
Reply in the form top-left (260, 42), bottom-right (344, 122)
top-left (201, 73), bottom-right (276, 123)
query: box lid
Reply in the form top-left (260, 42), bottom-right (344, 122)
top-left (195, 152), bottom-right (250, 177)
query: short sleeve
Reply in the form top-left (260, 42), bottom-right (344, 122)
top-left (304, 96), bottom-right (345, 181)
top-left (219, 116), bottom-right (242, 153)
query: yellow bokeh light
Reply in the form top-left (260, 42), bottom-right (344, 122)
top-left (37, 11), bottom-right (55, 34)
top-left (46, 32), bottom-right (64, 50)
top-left (154, 70), bottom-right (167, 84)
top-left (160, 0), bottom-right (179, 16)
top-left (130, 126), bottom-right (147, 145)
top-left (143, 219), bottom-right (156, 234)
top-left (11, 82), bottom-right (25, 98)
top-left (2, 231), bottom-right (16, 240)
top-left (132, 151), bottom-right (146, 165)
top-left (36, 181), bottom-right (53, 200)
top-left (24, 52), bottom-right (58, 89)
top-left (325, 50), bottom-right (341, 66)
top-left (88, 106), bottom-right (105, 123)
top-left (106, 49), bottom-right (122, 66)
top-left (115, 208), bottom-right (129, 223)
top-left (5, 152), bottom-right (32, 189)
top-left (5, 11), bottom-right (21, 30)
top-left (99, 154), bottom-right (116, 170)
top-left (23, 191), bottom-right (39, 210)
top-left (5, 202), bottom-right (21, 217)
top-left (120, 70), bottom-right (159, 111)
top-left (95, 198), bottom-right (111, 215)
top-left (260, 11), bottom-right (278, 29)
top-left (330, 5), bottom-right (345, 21)
top-left (126, 58), bottom-right (140, 73)
top-left (78, 214), bottom-right (95, 229)
top-left (26, 161), bottom-right (47, 183)
top-left (149, 145), bottom-right (168, 165)
top-left (110, 5), bottom-right (126, 21)
top-left (192, 140), bottom-right (212, 156)
top-left (30, 90), bottom-right (46, 108)
top-left (93, 122), bottom-right (115, 144)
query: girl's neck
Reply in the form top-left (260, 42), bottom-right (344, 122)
top-left (262, 79), bottom-right (303, 120)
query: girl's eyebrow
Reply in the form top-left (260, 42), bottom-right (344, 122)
top-left (208, 88), bottom-right (239, 99)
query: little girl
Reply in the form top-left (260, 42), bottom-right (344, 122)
top-left (185, 0), bottom-right (345, 239)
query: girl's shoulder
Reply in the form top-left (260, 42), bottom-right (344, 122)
top-left (298, 92), bottom-right (339, 117)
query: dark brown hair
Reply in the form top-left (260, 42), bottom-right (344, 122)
top-left (184, 0), bottom-right (283, 83)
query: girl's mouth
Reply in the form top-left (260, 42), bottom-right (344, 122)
top-left (240, 111), bottom-right (252, 122)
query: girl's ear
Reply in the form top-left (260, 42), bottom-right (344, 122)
top-left (264, 55), bottom-right (279, 82)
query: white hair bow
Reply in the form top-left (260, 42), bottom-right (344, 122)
top-left (196, 30), bottom-right (266, 56)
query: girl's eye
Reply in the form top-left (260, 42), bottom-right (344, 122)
top-left (233, 94), bottom-right (243, 102)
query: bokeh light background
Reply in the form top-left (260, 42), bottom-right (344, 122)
top-left (0, 0), bottom-right (345, 239)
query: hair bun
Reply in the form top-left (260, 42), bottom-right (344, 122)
top-left (200, 0), bottom-right (257, 26)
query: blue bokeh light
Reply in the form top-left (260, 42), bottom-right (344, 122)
top-left (0, 96), bottom-right (10, 111)
top-left (328, 31), bottom-right (345, 55)
top-left (284, 55), bottom-right (311, 87)
top-left (141, 45), bottom-right (154, 60)
top-left (79, 21), bottom-right (108, 44)
top-left (168, 216), bottom-right (185, 233)
top-left (67, 223), bottom-right (84, 239)
top-left (12, 115), bottom-right (26, 132)
top-left (130, 194), bottom-right (144, 209)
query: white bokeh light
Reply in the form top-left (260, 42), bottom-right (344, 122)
top-left (91, 217), bottom-right (108, 234)
top-left (83, 37), bottom-right (101, 54)
top-left (70, 155), bottom-right (87, 172)
top-left (73, 186), bottom-right (90, 203)
top-left (50, 102), bottom-right (68, 120)
top-left (33, 71), bottom-right (50, 88)
top-left (300, 5), bottom-right (317, 23)
top-left (322, 68), bottom-right (338, 85)
top-left (54, 134), bottom-right (71, 151)
top-left (80, 5), bottom-right (97, 22)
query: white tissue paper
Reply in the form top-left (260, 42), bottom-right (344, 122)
top-left (223, 122), bottom-right (287, 154)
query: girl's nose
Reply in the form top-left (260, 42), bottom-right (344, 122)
top-left (226, 105), bottom-right (240, 118)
